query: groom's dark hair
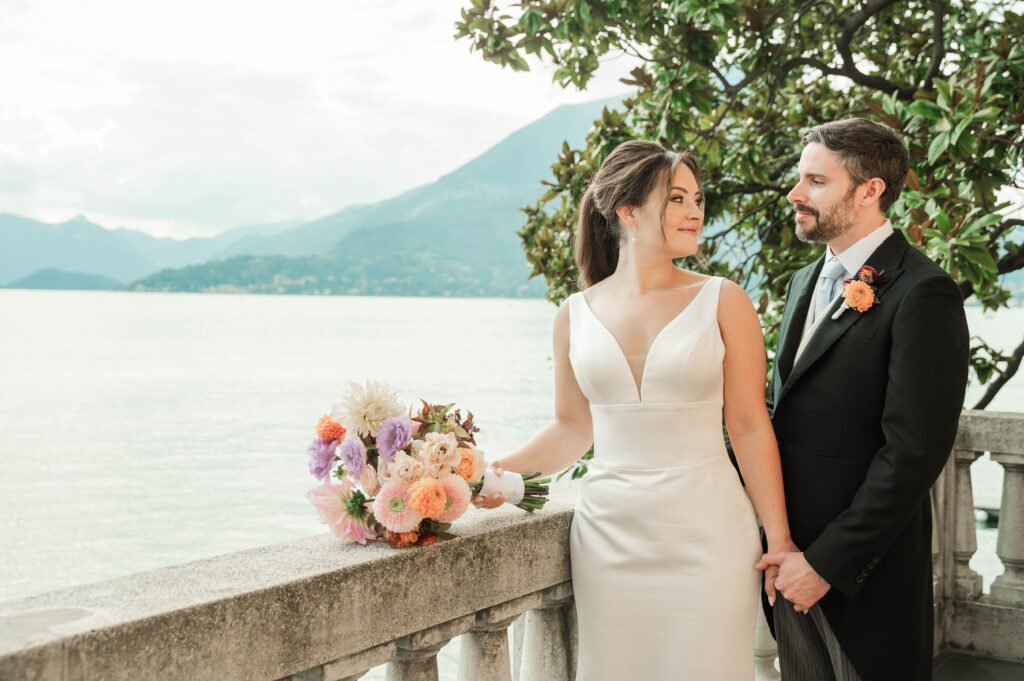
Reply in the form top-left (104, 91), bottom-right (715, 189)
top-left (801, 118), bottom-right (909, 213)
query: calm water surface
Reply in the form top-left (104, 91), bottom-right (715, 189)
top-left (1, 291), bottom-right (1020, 675)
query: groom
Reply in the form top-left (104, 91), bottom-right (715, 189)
top-left (757, 118), bottom-right (969, 681)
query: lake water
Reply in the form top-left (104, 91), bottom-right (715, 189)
top-left (1, 290), bottom-right (1020, 677)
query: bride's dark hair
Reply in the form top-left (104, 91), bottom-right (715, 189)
top-left (575, 140), bottom-right (702, 289)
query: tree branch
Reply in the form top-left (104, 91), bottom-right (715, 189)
top-left (987, 218), bottom-right (1024, 248)
top-left (837, 0), bottom-right (917, 98)
top-left (921, 0), bottom-right (946, 88)
top-left (973, 334), bottom-right (1024, 409)
top-left (998, 241), bottom-right (1024, 275)
top-left (768, 152), bottom-right (802, 180)
top-left (716, 182), bottom-right (789, 197)
top-left (776, 56), bottom-right (841, 78)
top-left (981, 135), bottom-right (1024, 150)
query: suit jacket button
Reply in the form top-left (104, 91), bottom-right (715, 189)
top-left (856, 575), bottom-right (864, 584)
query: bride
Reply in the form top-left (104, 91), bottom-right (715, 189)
top-left (473, 139), bottom-right (794, 679)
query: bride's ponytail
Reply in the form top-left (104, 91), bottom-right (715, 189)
top-left (573, 140), bottom-right (702, 290)
top-left (575, 189), bottom-right (619, 290)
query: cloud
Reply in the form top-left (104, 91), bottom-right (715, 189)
top-left (0, 0), bottom-right (638, 237)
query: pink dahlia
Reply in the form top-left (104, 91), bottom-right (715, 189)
top-left (306, 478), bottom-right (377, 545)
top-left (435, 473), bottom-right (472, 523)
top-left (372, 482), bottom-right (423, 533)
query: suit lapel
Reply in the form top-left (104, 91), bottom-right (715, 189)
top-left (775, 231), bottom-right (909, 409)
top-left (776, 261), bottom-right (821, 385)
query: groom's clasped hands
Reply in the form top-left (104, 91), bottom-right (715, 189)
top-left (757, 548), bottom-right (831, 613)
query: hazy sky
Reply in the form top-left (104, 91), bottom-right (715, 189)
top-left (0, 0), bottom-right (637, 238)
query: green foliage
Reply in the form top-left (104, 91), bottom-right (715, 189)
top-left (126, 252), bottom-right (546, 298)
top-left (457, 0), bottom-right (1024, 404)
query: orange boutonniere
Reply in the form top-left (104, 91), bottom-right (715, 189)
top-left (832, 266), bottom-right (887, 320)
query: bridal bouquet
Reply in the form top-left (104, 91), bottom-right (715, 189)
top-left (305, 381), bottom-right (550, 547)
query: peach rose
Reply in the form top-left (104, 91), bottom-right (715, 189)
top-left (359, 464), bottom-right (381, 497)
top-left (454, 445), bottom-right (486, 483)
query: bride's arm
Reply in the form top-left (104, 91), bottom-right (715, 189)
top-left (718, 280), bottom-right (794, 552)
top-left (489, 299), bottom-right (594, 478)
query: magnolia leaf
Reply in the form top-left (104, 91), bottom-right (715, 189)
top-left (928, 131), bottom-right (950, 164)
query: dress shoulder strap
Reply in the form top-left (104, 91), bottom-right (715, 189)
top-left (566, 291), bottom-right (584, 353)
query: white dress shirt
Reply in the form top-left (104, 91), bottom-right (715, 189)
top-left (796, 220), bottom-right (895, 360)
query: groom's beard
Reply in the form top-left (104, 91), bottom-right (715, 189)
top-left (794, 189), bottom-right (856, 243)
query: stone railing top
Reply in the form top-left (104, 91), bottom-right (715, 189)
top-left (0, 481), bottom-right (579, 681)
top-left (954, 409), bottom-right (1024, 455)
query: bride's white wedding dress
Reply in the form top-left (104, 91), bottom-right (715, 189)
top-left (567, 276), bottom-right (761, 680)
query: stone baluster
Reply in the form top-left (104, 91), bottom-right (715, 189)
top-left (386, 614), bottom-right (475, 681)
top-left (281, 642), bottom-right (398, 681)
top-left (952, 448), bottom-right (983, 600)
top-left (511, 614), bottom-right (526, 681)
top-left (519, 582), bottom-right (575, 681)
top-left (754, 599), bottom-right (780, 680)
top-left (990, 451), bottom-right (1024, 605)
top-left (931, 467), bottom-right (945, 598)
top-left (459, 592), bottom-right (542, 681)
top-left (564, 595), bottom-right (578, 681)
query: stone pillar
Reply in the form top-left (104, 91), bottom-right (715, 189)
top-left (459, 592), bottom-right (541, 681)
top-left (931, 468), bottom-right (945, 596)
top-left (386, 614), bottom-right (474, 681)
top-left (511, 614), bottom-right (525, 681)
top-left (931, 462), bottom-right (950, 654)
top-left (952, 448), bottom-right (983, 600)
top-left (564, 596), bottom-right (578, 681)
top-left (519, 582), bottom-right (574, 681)
top-left (754, 599), bottom-right (780, 680)
top-left (990, 451), bottom-right (1024, 605)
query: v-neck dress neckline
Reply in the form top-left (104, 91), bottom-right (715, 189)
top-left (577, 278), bottom-right (716, 402)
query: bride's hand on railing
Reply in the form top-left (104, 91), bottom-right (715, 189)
top-left (471, 461), bottom-right (507, 509)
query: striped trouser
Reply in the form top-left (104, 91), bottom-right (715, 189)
top-left (774, 596), bottom-right (864, 681)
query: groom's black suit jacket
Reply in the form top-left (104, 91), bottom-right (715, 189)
top-left (767, 231), bottom-right (969, 681)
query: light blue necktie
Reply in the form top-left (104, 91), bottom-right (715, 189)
top-left (814, 257), bottom-right (848, 320)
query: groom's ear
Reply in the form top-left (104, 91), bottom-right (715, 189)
top-left (858, 177), bottom-right (887, 208)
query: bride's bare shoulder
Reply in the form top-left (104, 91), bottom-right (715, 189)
top-left (716, 277), bottom-right (759, 320)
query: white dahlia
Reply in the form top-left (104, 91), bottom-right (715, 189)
top-left (331, 380), bottom-right (405, 438)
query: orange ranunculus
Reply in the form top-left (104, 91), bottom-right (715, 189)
top-left (454, 445), bottom-right (486, 483)
top-left (842, 280), bottom-right (875, 313)
top-left (316, 415), bottom-right (347, 442)
top-left (383, 529), bottom-right (420, 547)
top-left (408, 477), bottom-right (447, 518)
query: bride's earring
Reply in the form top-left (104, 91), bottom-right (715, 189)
top-left (630, 224), bottom-right (637, 243)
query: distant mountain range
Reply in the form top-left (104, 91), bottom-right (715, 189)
top-left (0, 214), bottom-right (301, 285)
top-left (4, 93), bottom-right (1020, 300)
top-left (1, 96), bottom-right (624, 298)
top-left (6, 268), bottom-right (121, 290)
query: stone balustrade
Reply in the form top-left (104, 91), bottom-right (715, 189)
top-left (933, 409), bottom-right (1024, 664)
top-left (1, 410), bottom-right (1022, 680)
top-left (0, 481), bottom-right (579, 681)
